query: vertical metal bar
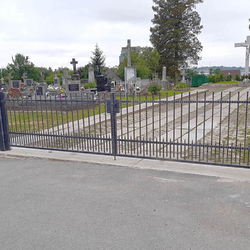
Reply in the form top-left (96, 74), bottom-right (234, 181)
top-left (110, 93), bottom-right (118, 159)
top-left (173, 93), bottom-right (176, 157)
top-left (184, 139), bottom-right (186, 161)
top-left (235, 92), bottom-right (240, 162)
top-left (26, 97), bottom-right (31, 133)
top-left (230, 142), bottom-right (233, 165)
top-left (180, 92), bottom-right (183, 157)
top-left (188, 92), bottom-right (191, 155)
top-left (202, 92), bottom-right (206, 160)
top-left (152, 94), bottom-right (155, 145)
top-left (132, 94), bottom-right (135, 151)
top-left (239, 143), bottom-right (242, 166)
top-left (0, 92), bottom-right (10, 150)
top-left (159, 92), bottom-right (161, 157)
top-left (44, 94), bottom-right (49, 137)
top-left (139, 93), bottom-right (142, 155)
top-left (146, 93), bottom-right (148, 153)
top-left (210, 92), bottom-right (215, 161)
top-left (92, 93), bottom-right (96, 140)
top-left (227, 92), bottom-right (231, 163)
top-left (195, 92), bottom-right (198, 159)
top-left (243, 92), bottom-right (249, 163)
top-left (166, 92), bottom-right (168, 151)
top-left (218, 92), bottom-right (223, 161)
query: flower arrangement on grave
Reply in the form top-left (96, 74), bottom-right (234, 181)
top-left (81, 86), bottom-right (85, 92)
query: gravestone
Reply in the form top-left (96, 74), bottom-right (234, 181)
top-left (62, 69), bottom-right (71, 90)
top-left (161, 66), bottom-right (169, 89)
top-left (123, 39), bottom-right (137, 83)
top-left (88, 66), bottom-right (95, 83)
top-left (235, 35), bottom-right (250, 76)
top-left (53, 70), bottom-right (60, 88)
top-left (36, 69), bottom-right (48, 96)
top-left (11, 80), bottom-right (21, 89)
top-left (7, 73), bottom-right (13, 90)
top-left (66, 58), bottom-right (81, 95)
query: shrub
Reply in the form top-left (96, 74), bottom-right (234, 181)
top-left (84, 82), bottom-right (96, 89)
top-left (176, 82), bottom-right (188, 89)
top-left (148, 84), bottom-right (162, 95)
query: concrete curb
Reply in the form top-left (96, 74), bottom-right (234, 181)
top-left (1, 147), bottom-right (250, 182)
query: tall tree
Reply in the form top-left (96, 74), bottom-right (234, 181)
top-left (90, 44), bottom-right (106, 77)
top-left (6, 53), bottom-right (40, 81)
top-left (150, 0), bottom-right (203, 84)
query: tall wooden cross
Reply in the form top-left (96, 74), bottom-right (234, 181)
top-left (39, 69), bottom-right (45, 83)
top-left (235, 36), bottom-right (250, 76)
top-left (70, 58), bottom-right (78, 74)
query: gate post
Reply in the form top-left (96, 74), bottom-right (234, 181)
top-left (0, 92), bottom-right (10, 151)
top-left (109, 93), bottom-right (119, 159)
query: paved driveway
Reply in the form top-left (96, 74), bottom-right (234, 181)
top-left (0, 157), bottom-right (250, 250)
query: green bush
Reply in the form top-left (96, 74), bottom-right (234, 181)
top-left (176, 82), bottom-right (188, 88)
top-left (84, 82), bottom-right (96, 89)
top-left (148, 84), bottom-right (162, 95)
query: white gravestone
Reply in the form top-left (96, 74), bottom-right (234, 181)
top-left (235, 35), bottom-right (250, 76)
top-left (124, 39), bottom-right (137, 82)
top-left (88, 66), bottom-right (95, 83)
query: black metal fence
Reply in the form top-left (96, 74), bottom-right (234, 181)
top-left (3, 88), bottom-right (250, 168)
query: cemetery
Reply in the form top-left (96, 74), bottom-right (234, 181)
top-left (1, 32), bottom-right (250, 168)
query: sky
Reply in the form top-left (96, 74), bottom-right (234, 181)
top-left (0, 0), bottom-right (250, 71)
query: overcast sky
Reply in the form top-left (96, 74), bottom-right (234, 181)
top-left (0, 0), bottom-right (250, 70)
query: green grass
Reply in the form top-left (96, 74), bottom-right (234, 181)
top-left (213, 81), bottom-right (238, 84)
top-left (8, 90), bottom-right (189, 133)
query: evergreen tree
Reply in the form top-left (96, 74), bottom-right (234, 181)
top-left (90, 44), bottom-right (106, 76)
top-left (150, 0), bottom-right (203, 84)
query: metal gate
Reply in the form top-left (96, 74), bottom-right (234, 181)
top-left (3, 88), bottom-right (250, 168)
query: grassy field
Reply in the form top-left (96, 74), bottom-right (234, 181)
top-left (8, 90), bottom-right (186, 133)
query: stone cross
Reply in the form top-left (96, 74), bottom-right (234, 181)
top-left (22, 73), bottom-right (27, 81)
top-left (1, 77), bottom-right (4, 85)
top-left (70, 58), bottom-right (78, 74)
top-left (54, 70), bottom-right (58, 78)
top-left (126, 39), bottom-right (131, 67)
top-left (7, 73), bottom-right (13, 85)
top-left (39, 69), bottom-right (45, 83)
top-left (235, 36), bottom-right (250, 76)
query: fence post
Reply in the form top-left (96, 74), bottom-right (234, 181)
top-left (110, 93), bottom-right (118, 160)
top-left (0, 92), bottom-right (10, 151)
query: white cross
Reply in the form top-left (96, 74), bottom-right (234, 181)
top-left (235, 36), bottom-right (250, 76)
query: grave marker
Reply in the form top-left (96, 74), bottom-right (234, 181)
top-left (235, 36), bottom-right (250, 76)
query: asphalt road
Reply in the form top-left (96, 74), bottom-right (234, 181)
top-left (0, 157), bottom-right (250, 250)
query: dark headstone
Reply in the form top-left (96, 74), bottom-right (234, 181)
top-left (96, 74), bottom-right (105, 92)
top-left (26, 80), bottom-right (32, 86)
top-left (36, 86), bottom-right (43, 95)
top-left (69, 84), bottom-right (80, 92)
top-left (13, 81), bottom-right (20, 89)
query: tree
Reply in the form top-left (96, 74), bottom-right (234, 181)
top-left (213, 67), bottom-right (221, 75)
top-left (6, 53), bottom-right (40, 81)
top-left (150, 0), bottom-right (203, 85)
top-left (117, 50), bottom-right (152, 80)
top-left (90, 44), bottom-right (106, 77)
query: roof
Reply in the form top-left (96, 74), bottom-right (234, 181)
top-left (221, 70), bottom-right (241, 77)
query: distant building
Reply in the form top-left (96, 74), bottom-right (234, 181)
top-left (221, 70), bottom-right (241, 78)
